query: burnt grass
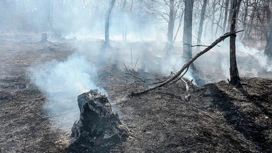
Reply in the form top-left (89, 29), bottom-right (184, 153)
top-left (98, 65), bottom-right (272, 152)
top-left (0, 40), bottom-right (272, 152)
top-left (0, 40), bottom-right (73, 152)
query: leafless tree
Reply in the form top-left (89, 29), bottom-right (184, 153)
top-left (183, 0), bottom-right (194, 61)
top-left (229, 0), bottom-right (242, 86)
top-left (103, 0), bottom-right (116, 48)
top-left (143, 0), bottom-right (183, 54)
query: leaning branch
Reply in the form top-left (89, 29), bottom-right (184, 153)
top-left (130, 30), bottom-right (244, 96)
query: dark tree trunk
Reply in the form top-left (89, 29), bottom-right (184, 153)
top-left (183, 0), bottom-right (194, 60)
top-left (197, 0), bottom-right (208, 50)
top-left (165, 0), bottom-right (175, 54)
top-left (229, 0), bottom-right (241, 86)
top-left (104, 0), bottom-right (116, 48)
top-left (183, 0), bottom-right (204, 84)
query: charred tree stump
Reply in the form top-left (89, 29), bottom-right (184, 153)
top-left (66, 90), bottom-right (128, 153)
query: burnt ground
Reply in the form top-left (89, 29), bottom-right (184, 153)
top-left (0, 40), bottom-right (73, 152)
top-left (99, 65), bottom-right (272, 153)
top-left (0, 40), bottom-right (272, 152)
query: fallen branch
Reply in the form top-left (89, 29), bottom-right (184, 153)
top-left (181, 78), bottom-right (190, 92)
top-left (170, 66), bottom-right (189, 85)
top-left (130, 30), bottom-right (244, 96)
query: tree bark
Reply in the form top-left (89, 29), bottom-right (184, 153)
top-left (229, 0), bottom-right (242, 86)
top-left (104, 0), bottom-right (116, 48)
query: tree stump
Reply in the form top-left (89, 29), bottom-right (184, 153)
top-left (66, 90), bottom-right (128, 153)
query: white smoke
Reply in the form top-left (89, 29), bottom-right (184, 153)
top-left (29, 54), bottom-right (105, 132)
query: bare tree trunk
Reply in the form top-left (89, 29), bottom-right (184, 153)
top-left (165, 0), bottom-right (175, 54)
top-left (104, 0), bottom-right (116, 48)
top-left (229, 0), bottom-right (241, 86)
top-left (197, 0), bottom-right (208, 51)
top-left (183, 0), bottom-right (203, 84)
top-left (183, 0), bottom-right (194, 61)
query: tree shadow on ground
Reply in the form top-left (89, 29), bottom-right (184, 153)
top-left (207, 83), bottom-right (272, 152)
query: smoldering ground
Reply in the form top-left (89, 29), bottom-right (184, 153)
top-left (28, 54), bottom-right (106, 131)
top-left (18, 0), bottom-right (272, 134)
top-left (23, 31), bottom-right (272, 135)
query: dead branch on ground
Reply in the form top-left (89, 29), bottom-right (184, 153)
top-left (130, 30), bottom-right (244, 96)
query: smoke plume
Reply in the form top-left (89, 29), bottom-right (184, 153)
top-left (29, 54), bottom-right (104, 132)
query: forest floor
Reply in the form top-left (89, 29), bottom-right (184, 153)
top-left (0, 38), bottom-right (271, 153)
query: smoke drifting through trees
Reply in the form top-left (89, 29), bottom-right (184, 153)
top-left (2, 0), bottom-right (271, 131)
top-left (1, 0), bottom-right (272, 45)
